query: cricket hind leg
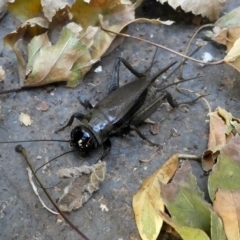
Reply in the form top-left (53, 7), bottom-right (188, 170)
top-left (164, 91), bottom-right (204, 108)
top-left (107, 48), bottom-right (158, 94)
top-left (129, 125), bottom-right (161, 147)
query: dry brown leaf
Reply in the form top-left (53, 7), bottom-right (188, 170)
top-left (57, 161), bottom-right (106, 212)
top-left (212, 7), bottom-right (240, 52)
top-left (214, 189), bottom-right (240, 240)
top-left (224, 37), bottom-right (240, 72)
top-left (19, 112), bottom-right (32, 126)
top-left (41, 0), bottom-right (68, 22)
top-left (132, 154), bottom-right (179, 240)
top-left (157, 0), bottom-right (226, 21)
top-left (4, 17), bottom-right (49, 49)
top-left (201, 107), bottom-right (236, 171)
top-left (5, 1), bottom-right (174, 87)
top-left (5, 0), bottom-right (138, 87)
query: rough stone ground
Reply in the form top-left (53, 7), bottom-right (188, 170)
top-left (0, 1), bottom-right (239, 239)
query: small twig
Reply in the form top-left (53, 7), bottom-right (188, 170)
top-left (178, 154), bottom-right (201, 162)
top-left (165, 46), bottom-right (202, 80)
top-left (101, 24), bottom-right (223, 65)
top-left (179, 23), bottom-right (215, 77)
top-left (26, 167), bottom-right (59, 215)
top-left (15, 145), bottom-right (90, 240)
top-left (140, 148), bottom-right (160, 163)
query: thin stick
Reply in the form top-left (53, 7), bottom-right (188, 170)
top-left (0, 139), bottom-right (69, 144)
top-left (165, 46), bottom-right (202, 80)
top-left (179, 23), bottom-right (215, 77)
top-left (15, 145), bottom-right (90, 240)
top-left (178, 154), bottom-right (201, 161)
top-left (101, 26), bottom-right (223, 65)
top-left (26, 167), bottom-right (59, 215)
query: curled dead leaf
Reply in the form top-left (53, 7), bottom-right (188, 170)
top-left (201, 107), bottom-right (238, 171)
top-left (57, 161), bottom-right (106, 212)
top-left (212, 6), bottom-right (240, 52)
top-left (224, 37), bottom-right (240, 72)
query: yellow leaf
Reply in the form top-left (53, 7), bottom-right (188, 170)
top-left (132, 154), bottom-right (179, 240)
top-left (8, 0), bottom-right (42, 22)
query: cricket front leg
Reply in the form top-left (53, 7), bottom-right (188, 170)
top-left (55, 112), bottom-right (85, 133)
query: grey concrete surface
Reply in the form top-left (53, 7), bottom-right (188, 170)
top-left (0, 1), bottom-right (240, 239)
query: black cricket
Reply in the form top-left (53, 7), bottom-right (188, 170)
top-left (53, 57), bottom-right (200, 161)
top-left (0, 53), bottom-right (201, 164)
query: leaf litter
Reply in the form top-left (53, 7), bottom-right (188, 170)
top-left (133, 107), bottom-right (240, 240)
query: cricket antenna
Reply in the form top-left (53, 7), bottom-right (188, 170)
top-left (34, 149), bottom-right (78, 190)
top-left (35, 149), bottom-right (78, 175)
top-left (0, 139), bottom-right (70, 144)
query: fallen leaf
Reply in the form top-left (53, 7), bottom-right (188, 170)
top-left (5, 0), bottom-right (137, 87)
top-left (201, 107), bottom-right (237, 171)
top-left (208, 135), bottom-right (240, 201)
top-left (0, 66), bottom-right (5, 82)
top-left (132, 154), bottom-right (179, 240)
top-left (5, 0), bottom-right (173, 88)
top-left (41, 0), bottom-right (68, 22)
top-left (212, 6), bottom-right (240, 51)
top-left (224, 37), bottom-right (240, 72)
top-left (214, 189), bottom-right (240, 240)
top-left (57, 161), bottom-right (106, 212)
top-left (161, 161), bottom-right (212, 232)
top-left (24, 23), bottom-right (98, 87)
top-left (8, 0), bottom-right (42, 22)
top-left (19, 112), bottom-right (32, 126)
top-left (157, 0), bottom-right (226, 21)
top-left (4, 17), bottom-right (49, 50)
top-left (36, 101), bottom-right (49, 111)
top-left (160, 211), bottom-right (211, 240)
